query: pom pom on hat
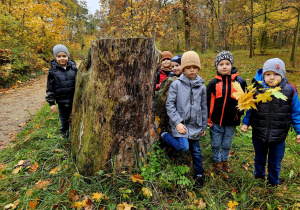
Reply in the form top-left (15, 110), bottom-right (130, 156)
top-left (181, 51), bottom-right (201, 71)
top-left (262, 58), bottom-right (286, 78)
top-left (53, 44), bottom-right (70, 58)
top-left (171, 55), bottom-right (182, 65)
top-left (160, 51), bottom-right (173, 62)
top-left (215, 51), bottom-right (234, 68)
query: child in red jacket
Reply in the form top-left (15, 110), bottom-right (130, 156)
top-left (155, 51), bottom-right (174, 90)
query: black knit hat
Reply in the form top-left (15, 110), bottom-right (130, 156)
top-left (215, 51), bottom-right (234, 69)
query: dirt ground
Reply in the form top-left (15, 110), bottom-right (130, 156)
top-left (0, 75), bottom-right (48, 151)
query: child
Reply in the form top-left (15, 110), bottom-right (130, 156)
top-left (155, 51), bottom-right (174, 90)
top-left (161, 51), bottom-right (207, 188)
top-left (45, 44), bottom-right (78, 138)
top-left (155, 55), bottom-right (182, 133)
top-left (241, 58), bottom-right (300, 186)
top-left (207, 51), bottom-right (247, 179)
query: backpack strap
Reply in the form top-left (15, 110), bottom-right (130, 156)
top-left (288, 82), bottom-right (296, 97)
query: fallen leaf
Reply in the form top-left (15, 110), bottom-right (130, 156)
top-left (194, 198), bottom-right (206, 209)
top-left (142, 187), bottom-right (152, 198)
top-left (28, 198), bottom-right (38, 210)
top-left (27, 189), bottom-right (34, 197)
top-left (117, 202), bottom-right (136, 210)
top-left (4, 199), bottom-right (20, 209)
top-left (91, 192), bottom-right (104, 201)
top-left (74, 172), bottom-right (80, 178)
top-left (30, 162), bottom-right (39, 173)
top-left (12, 166), bottom-right (22, 174)
top-left (49, 166), bottom-right (60, 175)
top-left (16, 160), bottom-right (25, 166)
top-left (227, 200), bottom-right (238, 209)
top-left (130, 174), bottom-right (143, 184)
top-left (242, 163), bottom-right (249, 171)
top-left (33, 179), bottom-right (51, 190)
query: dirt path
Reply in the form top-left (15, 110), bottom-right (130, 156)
top-left (0, 75), bottom-right (48, 150)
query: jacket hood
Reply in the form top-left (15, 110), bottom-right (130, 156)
top-left (178, 73), bottom-right (205, 87)
top-left (253, 68), bottom-right (288, 88)
top-left (216, 66), bottom-right (238, 76)
top-left (50, 58), bottom-right (77, 71)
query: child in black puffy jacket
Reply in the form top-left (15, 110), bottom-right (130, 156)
top-left (46, 44), bottom-right (77, 138)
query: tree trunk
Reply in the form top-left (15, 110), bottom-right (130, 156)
top-left (183, 0), bottom-right (191, 51)
top-left (290, 7), bottom-right (300, 67)
top-left (71, 38), bottom-right (159, 176)
top-left (249, 0), bottom-right (254, 58)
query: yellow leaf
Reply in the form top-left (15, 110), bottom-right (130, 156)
top-left (256, 92), bottom-right (272, 103)
top-left (28, 198), bottom-right (38, 210)
top-left (193, 198), bottom-right (206, 209)
top-left (74, 172), bottom-right (80, 178)
top-left (49, 166), bottom-right (60, 175)
top-left (130, 174), bottom-right (143, 184)
top-left (227, 200), bottom-right (238, 208)
top-left (117, 202), bottom-right (136, 210)
top-left (30, 162), bottom-right (39, 173)
top-left (91, 192), bottom-right (104, 201)
top-left (142, 187), bottom-right (152, 198)
top-left (33, 179), bottom-right (51, 190)
top-left (12, 166), bottom-right (22, 174)
top-left (27, 189), bottom-right (33, 197)
top-left (232, 81), bottom-right (245, 100)
top-left (16, 160), bottom-right (25, 166)
top-left (4, 199), bottom-right (20, 209)
top-left (237, 90), bottom-right (257, 111)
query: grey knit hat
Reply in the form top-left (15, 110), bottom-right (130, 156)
top-left (263, 58), bottom-right (286, 78)
top-left (53, 44), bottom-right (70, 58)
top-left (215, 51), bottom-right (234, 68)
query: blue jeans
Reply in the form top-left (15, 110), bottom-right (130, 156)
top-left (252, 137), bottom-right (285, 185)
top-left (161, 133), bottom-right (204, 175)
top-left (210, 124), bottom-right (236, 163)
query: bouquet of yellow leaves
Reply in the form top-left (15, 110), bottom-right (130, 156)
top-left (232, 81), bottom-right (287, 111)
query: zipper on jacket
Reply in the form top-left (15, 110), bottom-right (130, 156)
top-left (220, 77), bottom-right (228, 125)
top-left (267, 100), bottom-right (272, 143)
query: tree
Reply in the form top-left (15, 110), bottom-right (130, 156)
top-left (71, 38), bottom-right (159, 175)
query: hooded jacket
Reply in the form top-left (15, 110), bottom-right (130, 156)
top-left (166, 73), bottom-right (207, 140)
top-left (207, 67), bottom-right (247, 126)
top-left (45, 59), bottom-right (77, 106)
top-left (243, 68), bottom-right (300, 143)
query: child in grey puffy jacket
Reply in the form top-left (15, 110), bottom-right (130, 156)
top-left (161, 51), bottom-right (208, 188)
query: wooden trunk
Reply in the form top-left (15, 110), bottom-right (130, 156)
top-left (71, 38), bottom-right (159, 175)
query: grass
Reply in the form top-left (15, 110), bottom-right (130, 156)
top-left (0, 49), bottom-right (300, 209)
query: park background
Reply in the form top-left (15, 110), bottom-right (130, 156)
top-left (0, 0), bottom-right (300, 209)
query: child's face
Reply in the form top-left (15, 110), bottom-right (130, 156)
top-left (161, 58), bottom-right (171, 69)
top-left (217, 59), bottom-right (232, 76)
top-left (171, 62), bottom-right (182, 75)
top-left (184, 65), bottom-right (199, 80)
top-left (56, 52), bottom-right (68, 67)
top-left (264, 71), bottom-right (282, 87)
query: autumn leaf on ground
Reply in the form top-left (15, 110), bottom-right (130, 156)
top-left (187, 191), bottom-right (197, 199)
top-left (30, 162), bottom-right (39, 173)
top-left (227, 200), bottom-right (238, 209)
top-left (91, 192), bottom-right (104, 201)
top-left (49, 166), bottom-right (60, 175)
top-left (27, 189), bottom-right (34, 197)
top-left (33, 179), bottom-right (51, 190)
top-left (130, 174), bottom-right (143, 184)
top-left (28, 198), bottom-right (38, 210)
top-left (142, 187), bottom-right (152, 198)
top-left (4, 199), bottom-right (20, 210)
top-left (193, 198), bottom-right (206, 209)
top-left (74, 172), bottom-right (80, 178)
top-left (242, 163), bottom-right (249, 171)
top-left (12, 166), bottom-right (22, 174)
top-left (117, 202), bottom-right (136, 210)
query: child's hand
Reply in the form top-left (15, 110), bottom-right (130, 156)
top-left (201, 131), bottom-right (206, 136)
top-left (50, 105), bottom-right (58, 113)
top-left (207, 121), bottom-right (213, 127)
top-left (241, 124), bottom-right (248, 133)
top-left (296, 135), bottom-right (300, 143)
top-left (176, 123), bottom-right (187, 134)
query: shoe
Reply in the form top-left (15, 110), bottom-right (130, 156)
top-left (222, 161), bottom-right (232, 173)
top-left (159, 132), bottom-right (167, 148)
top-left (213, 162), bottom-right (229, 180)
top-left (194, 174), bottom-right (205, 188)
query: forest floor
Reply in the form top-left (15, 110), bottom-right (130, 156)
top-left (0, 75), bottom-right (47, 151)
top-left (0, 61), bottom-right (81, 151)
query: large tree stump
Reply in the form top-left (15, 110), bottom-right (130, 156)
top-left (71, 38), bottom-right (159, 175)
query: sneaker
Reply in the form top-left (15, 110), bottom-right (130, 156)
top-left (159, 132), bottom-right (167, 148)
top-left (194, 174), bottom-right (205, 189)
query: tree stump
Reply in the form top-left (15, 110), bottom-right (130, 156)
top-left (71, 38), bottom-right (159, 175)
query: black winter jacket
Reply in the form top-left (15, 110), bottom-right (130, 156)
top-left (250, 77), bottom-right (293, 143)
top-left (45, 59), bottom-right (77, 106)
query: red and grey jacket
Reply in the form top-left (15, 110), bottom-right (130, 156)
top-left (155, 69), bottom-right (175, 90)
top-left (207, 67), bottom-right (247, 126)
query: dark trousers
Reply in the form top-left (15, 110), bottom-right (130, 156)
top-left (252, 137), bottom-right (285, 185)
top-left (58, 103), bottom-right (72, 137)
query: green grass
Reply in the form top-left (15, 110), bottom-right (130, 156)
top-left (1, 49), bottom-right (300, 209)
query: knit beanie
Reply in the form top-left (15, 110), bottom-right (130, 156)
top-left (171, 55), bottom-right (182, 65)
top-left (53, 44), bottom-right (70, 58)
top-left (215, 51), bottom-right (234, 68)
top-left (181, 51), bottom-right (201, 71)
top-left (262, 58), bottom-right (286, 78)
top-left (160, 51), bottom-right (173, 62)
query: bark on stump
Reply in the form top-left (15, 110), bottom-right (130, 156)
top-left (71, 38), bottom-right (159, 176)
